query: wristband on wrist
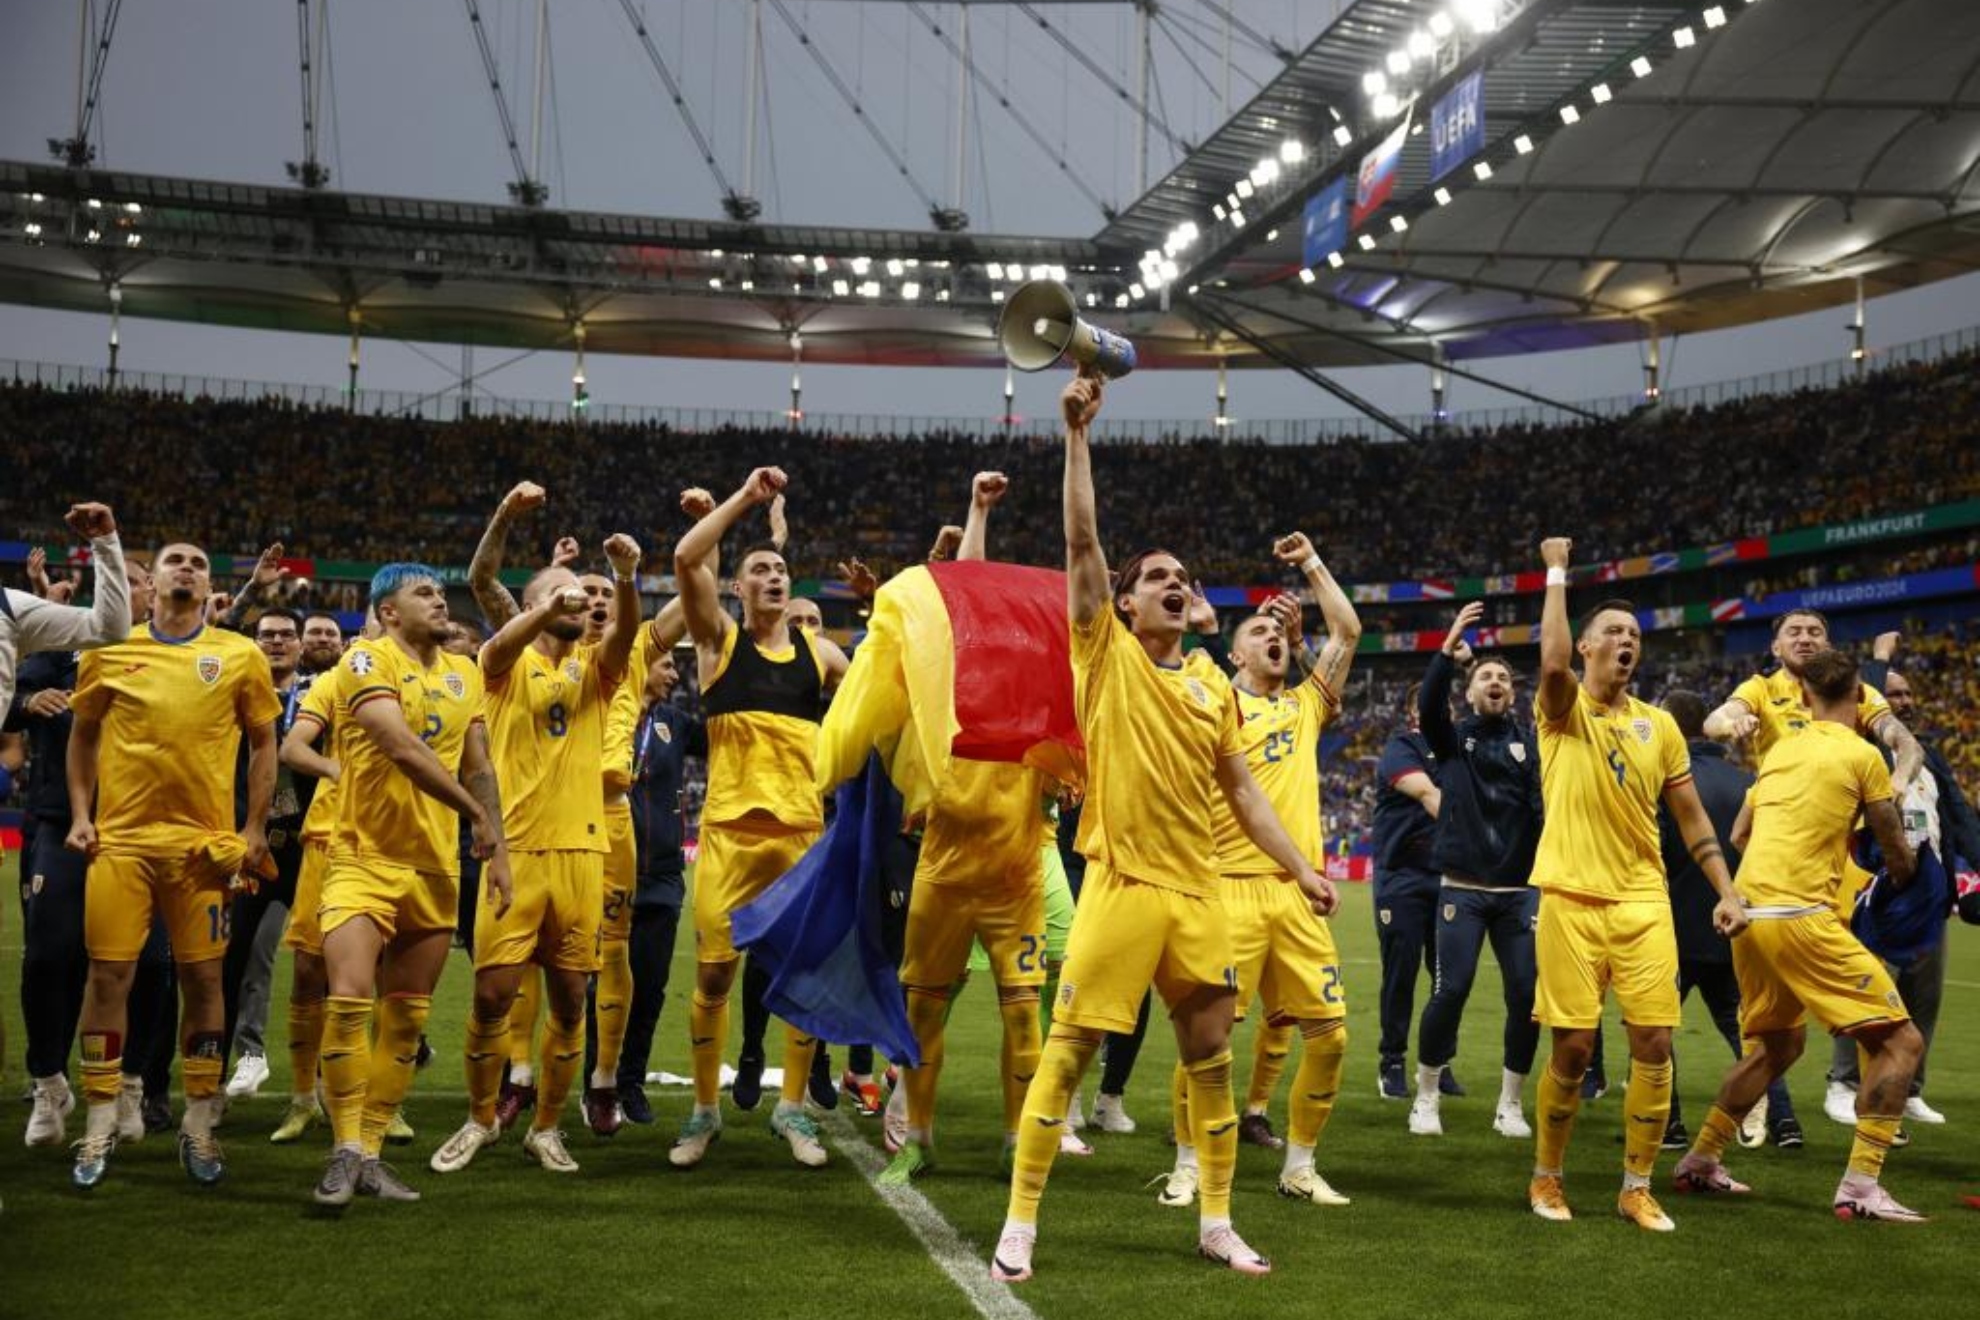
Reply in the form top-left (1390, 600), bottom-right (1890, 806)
top-left (1545, 566), bottom-right (1568, 587)
top-left (1299, 553), bottom-right (1322, 575)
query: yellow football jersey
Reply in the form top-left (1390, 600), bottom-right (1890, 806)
top-left (484, 641), bottom-right (614, 852)
top-left (918, 758), bottom-right (1055, 888)
top-left (296, 664), bottom-right (351, 845)
top-left (1071, 613), bottom-right (1242, 898)
top-left (334, 636), bottom-right (485, 875)
top-left (1735, 721), bottom-right (1892, 910)
top-left (72, 622), bottom-right (281, 855)
top-left (1210, 680), bottom-right (1336, 876)
top-left (702, 623), bottom-right (825, 831)
top-left (1531, 686), bottom-right (1691, 901)
top-left (1731, 668), bottom-right (1891, 769)
top-left (602, 619), bottom-right (663, 798)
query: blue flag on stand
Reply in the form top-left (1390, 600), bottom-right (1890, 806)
top-left (732, 754), bottom-right (921, 1066)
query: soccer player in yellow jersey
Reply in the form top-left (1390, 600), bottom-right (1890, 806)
top-left (670, 466), bottom-right (851, 1169)
top-left (432, 532), bottom-right (643, 1175)
top-left (1525, 537), bottom-right (1747, 1232)
top-left (878, 470), bottom-right (1063, 1186)
top-left (1673, 648), bottom-right (1926, 1221)
top-left (1703, 607), bottom-right (1922, 786)
top-left (309, 564), bottom-right (512, 1207)
top-left (991, 371), bottom-right (1335, 1284)
top-left (1159, 531), bottom-right (1361, 1212)
top-left (65, 541), bottom-right (283, 1189)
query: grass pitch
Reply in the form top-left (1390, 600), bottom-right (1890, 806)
top-left (1, 855), bottom-right (1974, 1319)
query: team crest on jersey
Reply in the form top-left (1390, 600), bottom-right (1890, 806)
top-left (349, 650), bottom-right (375, 676)
top-left (1631, 718), bottom-right (1653, 743)
top-left (30, 873), bottom-right (44, 896)
top-left (1886, 990), bottom-right (1903, 1010)
top-left (1057, 982), bottom-right (1076, 1009)
top-left (1185, 677), bottom-right (1210, 707)
top-left (1378, 907), bottom-right (1392, 926)
top-left (1510, 743), bottom-right (1527, 763)
top-left (565, 660), bottom-right (583, 684)
top-left (444, 673), bottom-right (466, 699)
top-left (656, 723), bottom-right (673, 744)
top-left (1443, 903), bottom-right (1457, 922)
top-left (196, 654), bottom-right (223, 685)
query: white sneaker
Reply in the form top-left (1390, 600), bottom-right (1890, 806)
top-left (669, 1110), bottom-right (722, 1168)
top-left (1492, 1101), bottom-right (1532, 1139)
top-left (1738, 1093), bottom-right (1768, 1149)
top-left (989, 1225), bottom-right (1036, 1283)
top-left (771, 1107), bottom-right (829, 1168)
top-left (224, 1053), bottom-right (270, 1099)
top-left (1092, 1092), bottom-right (1137, 1134)
top-left (522, 1126), bottom-right (580, 1173)
top-left (429, 1119), bottom-right (499, 1173)
top-left (1824, 1080), bottom-right (1858, 1126)
top-left (1408, 1094), bottom-right (1443, 1136)
top-left (25, 1076), bottom-right (76, 1147)
top-left (1066, 1093), bottom-right (1087, 1131)
top-left (1277, 1165), bottom-right (1350, 1206)
top-left (1904, 1096), bottom-right (1946, 1125)
top-left (1155, 1165), bottom-right (1198, 1207)
top-left (115, 1080), bottom-right (145, 1143)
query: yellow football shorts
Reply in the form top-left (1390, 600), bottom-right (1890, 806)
top-left (320, 855), bottom-right (458, 944)
top-left (601, 799), bottom-right (636, 943)
top-left (1225, 873), bottom-right (1345, 1024)
top-left (692, 820), bottom-right (817, 964)
top-left (900, 855), bottom-right (1048, 993)
top-left (1733, 910), bottom-right (1909, 1038)
top-left (84, 851), bottom-right (231, 964)
top-left (1533, 890), bottom-right (1680, 1029)
top-left (476, 849), bottom-right (605, 973)
top-left (283, 839), bottom-right (330, 955)
top-left (1053, 864), bottom-right (1235, 1034)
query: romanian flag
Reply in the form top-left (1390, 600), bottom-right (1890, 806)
top-left (816, 560), bottom-right (1085, 805)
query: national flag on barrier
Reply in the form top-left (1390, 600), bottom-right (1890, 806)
top-left (1711, 598), bottom-right (1746, 622)
top-left (1706, 542), bottom-right (1740, 566)
top-left (1648, 551), bottom-right (1681, 575)
top-left (1351, 114), bottom-right (1411, 226)
top-left (1421, 579), bottom-right (1455, 600)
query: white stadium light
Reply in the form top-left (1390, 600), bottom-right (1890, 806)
top-left (1213, 203), bottom-right (1227, 220)
top-left (1049, 264), bottom-right (1068, 282)
top-left (1159, 259), bottom-right (1179, 282)
top-left (901, 281), bottom-right (921, 300)
top-left (1560, 105), bottom-right (1581, 125)
top-left (1434, 186), bottom-right (1453, 206)
top-left (1386, 49), bottom-right (1411, 76)
top-left (1391, 214), bottom-right (1409, 233)
top-left (1591, 82), bottom-right (1613, 103)
top-left (991, 289), bottom-right (1005, 303)
top-left (1514, 134), bottom-right (1535, 154)
top-left (851, 256), bottom-right (872, 275)
top-left (1373, 92), bottom-right (1401, 120)
top-left (1474, 160), bottom-right (1495, 180)
top-left (124, 202), bottom-right (141, 215)
top-left (1363, 70), bottom-right (1388, 97)
top-left (708, 277), bottom-right (723, 289)
top-left (86, 198), bottom-right (102, 210)
top-left (1229, 208), bottom-right (1246, 228)
top-left (1326, 251), bottom-right (1345, 268)
top-left (1358, 233), bottom-right (1378, 251)
top-left (936, 289), bottom-right (950, 302)
top-left (1333, 124), bottom-right (1354, 146)
top-left (1299, 267), bottom-right (1317, 284)
top-left (710, 248), bottom-right (724, 257)
top-left (86, 228), bottom-right (100, 243)
top-left (1115, 293), bottom-right (1131, 308)
top-left (1085, 292), bottom-right (1097, 307)
top-left (1235, 178), bottom-right (1255, 199)
top-left (832, 278), bottom-right (850, 295)
top-left (1408, 31), bottom-right (1434, 61)
top-left (1280, 139), bottom-right (1305, 164)
top-left (1429, 12), bottom-right (1455, 39)
top-left (23, 222), bottom-right (41, 236)
top-left (125, 233), bottom-right (141, 248)
top-left (1456, 0), bottom-right (1498, 35)
top-left (1703, 6), bottom-right (1727, 28)
top-left (886, 258), bottom-right (905, 277)
top-left (740, 279), bottom-right (754, 291)
top-left (1673, 25), bottom-right (1695, 48)
top-left (1029, 264), bottom-right (1050, 280)
top-left (1266, 229), bottom-right (1279, 242)
top-left (813, 255), bottom-right (830, 272)
top-left (1129, 282), bottom-right (1147, 299)
top-left (987, 261), bottom-right (1005, 280)
top-left (1631, 55), bottom-right (1654, 77)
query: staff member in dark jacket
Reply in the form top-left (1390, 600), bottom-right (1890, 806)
top-left (1657, 691), bottom-right (1801, 1150)
top-left (1372, 693), bottom-right (1453, 1101)
top-left (1408, 603), bottom-right (1545, 1140)
top-left (613, 649), bottom-right (706, 1125)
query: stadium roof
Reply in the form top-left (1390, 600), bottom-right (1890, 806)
top-left (1, 0), bottom-right (1976, 403)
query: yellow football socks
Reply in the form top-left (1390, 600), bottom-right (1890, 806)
top-left (1185, 1050), bottom-right (1239, 1221)
top-left (1847, 1114), bottom-right (1902, 1181)
top-left (997, 990), bottom-right (1044, 1135)
top-left (286, 995), bottom-right (326, 1101)
top-left (1006, 1030), bottom-right (1101, 1226)
top-left (464, 1012), bottom-right (509, 1128)
top-left (592, 941), bottom-right (634, 1087)
top-left (688, 989), bottom-right (729, 1108)
top-left (1622, 1058), bottom-right (1673, 1179)
top-left (508, 971), bottom-right (540, 1078)
top-left (1246, 1021), bottom-right (1295, 1113)
top-left (779, 1024), bottom-right (818, 1107)
top-left (1691, 1104), bottom-right (1740, 1165)
top-left (903, 988), bottom-right (949, 1138)
top-left (1287, 1019), bottom-right (1346, 1150)
top-left (320, 995), bottom-right (374, 1149)
top-left (360, 993), bottom-right (430, 1156)
top-left (535, 1012), bottom-right (585, 1132)
top-left (1534, 1063), bottom-right (1584, 1174)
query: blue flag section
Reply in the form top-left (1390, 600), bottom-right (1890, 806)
top-left (731, 755), bottom-right (921, 1066)
top-left (1302, 176), bottom-right (1350, 267)
top-left (1430, 71), bottom-right (1484, 181)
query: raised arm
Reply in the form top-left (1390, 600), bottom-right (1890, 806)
top-left (1061, 370), bottom-right (1109, 626)
top-left (468, 482), bottom-right (545, 630)
top-left (1663, 777), bottom-right (1747, 936)
top-left (17, 505), bottom-right (130, 655)
top-left (598, 533), bottom-right (644, 682)
top-left (1871, 712), bottom-right (1925, 798)
top-left (1216, 752), bottom-right (1338, 916)
top-left (1702, 695), bottom-right (1758, 744)
top-left (1536, 537), bottom-right (1578, 723)
top-left (222, 543), bottom-right (287, 630)
top-left (959, 471), bottom-right (1007, 562)
top-left (674, 467), bottom-right (785, 647)
top-left (481, 583), bottom-right (589, 682)
top-left (1274, 531), bottom-right (1361, 698)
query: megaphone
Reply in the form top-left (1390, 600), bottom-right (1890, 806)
top-left (998, 280), bottom-right (1137, 378)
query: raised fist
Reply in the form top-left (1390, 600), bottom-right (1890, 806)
top-left (64, 503), bottom-right (117, 540)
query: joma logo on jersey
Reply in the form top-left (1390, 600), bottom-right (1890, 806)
top-left (196, 655), bottom-right (223, 685)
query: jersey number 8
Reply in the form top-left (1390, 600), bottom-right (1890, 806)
top-left (546, 701), bottom-right (569, 738)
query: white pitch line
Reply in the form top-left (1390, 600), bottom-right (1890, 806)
top-left (820, 1109), bottom-right (1041, 1320)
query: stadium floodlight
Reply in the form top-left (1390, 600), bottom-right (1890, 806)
top-left (1358, 233), bottom-right (1378, 251)
top-left (1159, 259), bottom-right (1179, 282)
top-left (1591, 82), bottom-right (1613, 103)
top-left (813, 255), bottom-right (830, 272)
top-left (711, 248), bottom-right (724, 257)
top-left (936, 289), bottom-right (950, 302)
top-left (1333, 124), bottom-right (1354, 146)
top-left (85, 228), bottom-right (100, 243)
top-left (1386, 49), bottom-right (1411, 76)
top-left (1129, 282), bottom-right (1147, 299)
top-left (1299, 267), bottom-right (1317, 284)
top-left (1326, 251), bottom-right (1345, 268)
top-left (1434, 186), bottom-right (1453, 206)
top-left (1513, 134), bottom-right (1535, 154)
top-left (1213, 203), bottom-right (1227, 220)
top-left (832, 278), bottom-right (850, 296)
top-left (1363, 70), bottom-right (1388, 96)
top-left (1049, 265), bottom-right (1068, 282)
top-left (1373, 92), bottom-right (1401, 120)
top-left (789, 254), bottom-right (808, 267)
top-left (1560, 105), bottom-right (1580, 125)
top-left (1390, 215), bottom-right (1409, 233)
top-left (1429, 12), bottom-right (1455, 39)
top-left (851, 256), bottom-right (872, 276)
top-left (1673, 25), bottom-right (1695, 48)
top-left (901, 281), bottom-right (921, 300)
top-left (1085, 292), bottom-right (1097, 307)
top-left (86, 198), bottom-right (101, 210)
top-left (1456, 0), bottom-right (1498, 34)
top-left (987, 261), bottom-right (1006, 280)
top-left (28, 192), bottom-right (44, 203)
top-left (992, 289), bottom-right (1006, 303)
top-left (740, 279), bottom-right (754, 291)
top-left (1115, 293), bottom-right (1131, 308)
top-left (886, 258), bottom-right (905, 277)
top-left (1028, 264), bottom-right (1051, 280)
top-left (1235, 178), bottom-right (1255, 200)
top-left (708, 277), bottom-right (723, 289)
top-left (1703, 6), bottom-right (1727, 28)
top-left (1229, 208), bottom-right (1246, 228)
top-left (1631, 55), bottom-right (1653, 77)
top-left (859, 281), bottom-right (881, 299)
top-left (124, 202), bottom-right (141, 215)
top-left (1280, 139), bottom-right (1305, 164)
top-left (1408, 31), bottom-right (1435, 61)
top-left (1474, 160), bottom-right (1495, 180)
top-left (23, 221), bottom-right (42, 237)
